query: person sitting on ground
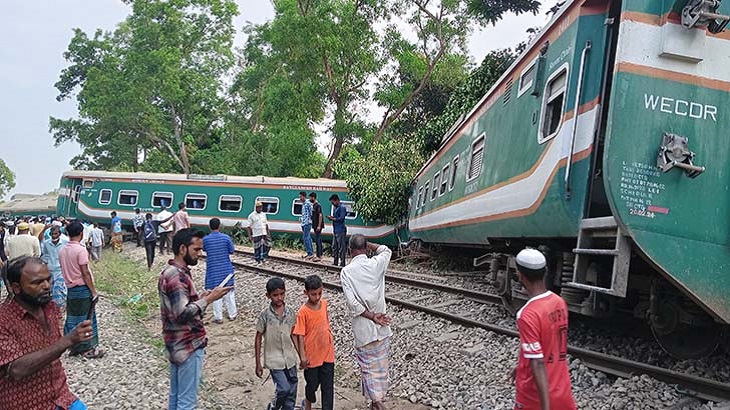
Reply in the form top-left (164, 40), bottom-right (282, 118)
top-left (293, 275), bottom-right (336, 410)
top-left (203, 218), bottom-right (237, 324)
top-left (159, 228), bottom-right (232, 410)
top-left (255, 277), bottom-right (299, 410)
top-left (511, 248), bottom-right (576, 410)
top-left (0, 256), bottom-right (94, 410)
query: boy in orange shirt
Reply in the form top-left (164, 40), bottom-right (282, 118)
top-left (293, 275), bottom-right (336, 410)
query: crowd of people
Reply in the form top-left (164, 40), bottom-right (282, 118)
top-left (0, 199), bottom-right (576, 410)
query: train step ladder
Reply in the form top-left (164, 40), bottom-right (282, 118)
top-left (567, 216), bottom-right (630, 298)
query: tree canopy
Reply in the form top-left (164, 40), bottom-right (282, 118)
top-left (0, 159), bottom-right (16, 200)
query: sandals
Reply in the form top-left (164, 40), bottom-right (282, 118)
top-left (81, 347), bottom-right (106, 359)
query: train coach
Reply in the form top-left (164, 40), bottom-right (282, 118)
top-left (408, 0), bottom-right (730, 359)
top-left (56, 170), bottom-right (400, 246)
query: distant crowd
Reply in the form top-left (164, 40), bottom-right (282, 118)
top-left (0, 191), bottom-right (577, 410)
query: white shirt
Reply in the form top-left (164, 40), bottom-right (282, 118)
top-left (340, 245), bottom-right (393, 347)
top-left (157, 210), bottom-right (173, 233)
top-left (248, 211), bottom-right (268, 237)
top-left (90, 228), bottom-right (104, 247)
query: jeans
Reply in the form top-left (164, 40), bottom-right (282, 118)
top-left (303, 362), bottom-right (334, 410)
top-left (270, 366), bottom-right (298, 410)
top-left (144, 240), bottom-right (156, 269)
top-left (169, 348), bottom-right (205, 410)
top-left (302, 224), bottom-right (313, 256)
top-left (332, 232), bottom-right (346, 266)
top-left (313, 229), bottom-right (323, 257)
top-left (159, 231), bottom-right (171, 254)
top-left (212, 288), bottom-right (237, 321)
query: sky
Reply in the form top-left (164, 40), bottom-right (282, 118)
top-left (0, 0), bottom-right (549, 200)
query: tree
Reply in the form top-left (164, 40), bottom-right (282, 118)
top-left (0, 159), bottom-right (16, 200)
top-left (51, 0), bottom-right (238, 174)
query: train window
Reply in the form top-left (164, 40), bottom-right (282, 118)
top-left (467, 135), bottom-right (485, 182)
top-left (440, 164), bottom-right (449, 196)
top-left (256, 197), bottom-right (279, 215)
top-left (82, 180), bottom-right (94, 188)
top-left (431, 172), bottom-right (439, 201)
top-left (185, 193), bottom-right (207, 210)
top-left (417, 186), bottom-right (423, 209)
top-left (99, 189), bottom-right (112, 205)
top-left (518, 58), bottom-right (538, 97)
top-left (117, 190), bottom-right (139, 206)
top-left (423, 181), bottom-right (430, 205)
top-left (292, 199), bottom-right (304, 216)
top-left (219, 195), bottom-right (242, 212)
top-left (449, 156), bottom-right (459, 191)
top-left (72, 185), bottom-right (81, 203)
top-left (539, 65), bottom-right (568, 144)
top-left (331, 201), bottom-right (358, 220)
top-left (152, 192), bottom-right (174, 208)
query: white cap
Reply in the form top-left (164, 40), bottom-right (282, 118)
top-left (516, 248), bottom-right (546, 270)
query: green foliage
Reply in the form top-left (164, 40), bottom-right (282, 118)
top-left (0, 159), bottom-right (16, 199)
top-left (336, 139), bottom-right (425, 225)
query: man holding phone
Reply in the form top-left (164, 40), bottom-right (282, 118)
top-left (159, 228), bottom-right (232, 410)
top-left (0, 256), bottom-right (93, 410)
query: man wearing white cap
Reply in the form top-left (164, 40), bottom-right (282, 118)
top-left (511, 248), bottom-right (575, 410)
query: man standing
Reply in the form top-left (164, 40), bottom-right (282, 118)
top-left (110, 211), bottom-right (123, 253)
top-left (30, 218), bottom-right (46, 238)
top-left (0, 256), bottom-right (93, 410)
top-left (340, 234), bottom-right (392, 410)
top-left (309, 192), bottom-right (324, 262)
top-left (59, 221), bottom-right (104, 359)
top-left (299, 192), bottom-right (313, 260)
top-left (203, 218), bottom-right (237, 324)
top-left (89, 223), bottom-right (104, 262)
top-left (157, 206), bottom-right (174, 255)
top-left (247, 202), bottom-right (270, 265)
top-left (6, 222), bottom-right (41, 260)
top-left (159, 228), bottom-right (232, 410)
top-left (326, 195), bottom-right (347, 267)
top-left (511, 248), bottom-right (576, 410)
top-left (132, 208), bottom-right (145, 247)
top-left (41, 226), bottom-right (69, 330)
top-left (173, 202), bottom-right (190, 233)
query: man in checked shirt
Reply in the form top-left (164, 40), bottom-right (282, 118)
top-left (158, 229), bottom-right (232, 410)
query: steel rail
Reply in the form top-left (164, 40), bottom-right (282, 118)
top-left (228, 256), bottom-right (730, 403)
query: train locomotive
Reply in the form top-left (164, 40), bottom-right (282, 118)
top-left (408, 0), bottom-right (730, 358)
top-left (57, 171), bottom-right (401, 246)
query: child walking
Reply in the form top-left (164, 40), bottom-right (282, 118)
top-left (255, 278), bottom-right (300, 410)
top-left (293, 275), bottom-right (336, 410)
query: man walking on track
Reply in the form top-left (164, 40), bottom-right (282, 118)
top-left (511, 248), bottom-right (576, 410)
top-left (0, 256), bottom-right (93, 410)
top-left (340, 234), bottom-right (392, 410)
top-left (159, 228), bottom-right (232, 410)
top-left (248, 202), bottom-right (271, 265)
top-left (327, 195), bottom-right (347, 267)
top-left (299, 192), bottom-right (314, 260)
top-left (203, 218), bottom-right (237, 324)
top-left (59, 221), bottom-right (105, 359)
top-left (309, 192), bottom-right (324, 262)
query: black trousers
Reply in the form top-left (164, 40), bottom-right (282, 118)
top-left (159, 231), bottom-right (171, 254)
top-left (144, 241), bottom-right (156, 269)
top-left (303, 362), bottom-right (334, 410)
top-left (332, 232), bottom-right (346, 267)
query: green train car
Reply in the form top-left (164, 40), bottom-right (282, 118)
top-left (57, 171), bottom-right (400, 246)
top-left (408, 0), bottom-right (730, 358)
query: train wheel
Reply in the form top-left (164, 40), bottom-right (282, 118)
top-left (650, 301), bottom-right (722, 359)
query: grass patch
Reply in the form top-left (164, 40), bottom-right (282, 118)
top-left (92, 252), bottom-right (159, 320)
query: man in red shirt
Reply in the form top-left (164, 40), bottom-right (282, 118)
top-left (511, 248), bottom-right (576, 410)
top-left (0, 256), bottom-right (93, 410)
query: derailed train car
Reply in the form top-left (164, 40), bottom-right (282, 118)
top-left (57, 170), bottom-right (400, 246)
top-left (408, 0), bottom-right (730, 358)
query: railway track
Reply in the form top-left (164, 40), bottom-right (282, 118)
top-left (225, 250), bottom-right (730, 403)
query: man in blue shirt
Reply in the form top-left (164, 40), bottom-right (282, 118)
top-left (299, 191), bottom-right (314, 260)
top-left (203, 218), bottom-right (237, 324)
top-left (327, 194), bottom-right (347, 267)
top-left (110, 211), bottom-right (123, 253)
top-left (40, 226), bottom-right (69, 331)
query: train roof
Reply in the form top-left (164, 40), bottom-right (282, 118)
top-left (414, 0), bottom-right (577, 179)
top-left (0, 193), bottom-right (58, 212)
top-left (60, 170), bottom-right (349, 188)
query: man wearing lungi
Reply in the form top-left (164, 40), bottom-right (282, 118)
top-left (247, 202), bottom-right (271, 265)
top-left (340, 234), bottom-right (393, 410)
